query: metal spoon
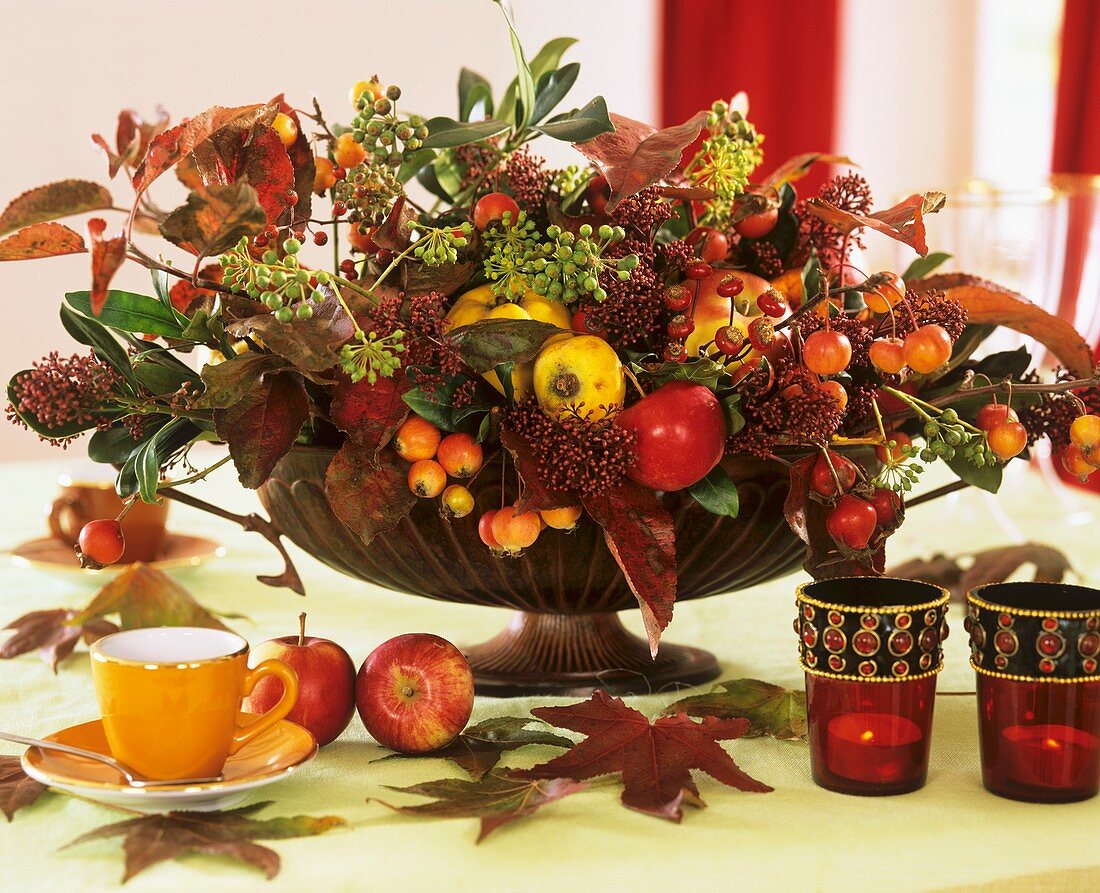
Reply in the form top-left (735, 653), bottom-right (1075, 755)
top-left (0, 731), bottom-right (223, 787)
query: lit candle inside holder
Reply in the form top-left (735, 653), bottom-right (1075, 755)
top-left (824, 712), bottom-right (925, 785)
top-left (999, 724), bottom-right (1100, 790)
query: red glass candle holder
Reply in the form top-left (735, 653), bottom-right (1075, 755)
top-left (966, 581), bottom-right (1100, 803)
top-left (796, 576), bottom-right (949, 796)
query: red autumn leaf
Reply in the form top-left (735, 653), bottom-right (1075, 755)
top-left (169, 262), bottom-right (224, 314)
top-left (514, 690), bottom-right (772, 822)
top-left (272, 93), bottom-right (315, 224)
top-left (190, 123), bottom-right (295, 225)
top-left (324, 441), bottom-right (417, 546)
top-left (0, 608), bottom-right (118, 673)
top-left (330, 374), bottom-right (409, 457)
top-left (764, 152), bottom-right (857, 188)
top-left (160, 182), bottom-right (268, 260)
top-left (226, 287), bottom-right (355, 373)
top-left (782, 455), bottom-right (884, 579)
top-left (87, 218), bottom-right (126, 316)
top-left (213, 371), bottom-right (310, 489)
top-left (582, 480), bottom-right (677, 656)
top-left (131, 103), bottom-right (274, 200)
top-left (372, 195), bottom-right (414, 251)
top-left (0, 758), bottom-right (48, 821)
top-left (92, 107), bottom-right (170, 179)
top-left (804, 191), bottom-right (946, 257)
top-left (0, 222), bottom-right (86, 261)
top-left (574, 110), bottom-right (710, 211)
top-left (910, 272), bottom-right (1095, 378)
top-left (0, 180), bottom-right (113, 236)
top-left (499, 428), bottom-right (572, 513)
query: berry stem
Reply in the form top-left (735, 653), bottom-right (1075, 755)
top-left (156, 454), bottom-right (233, 490)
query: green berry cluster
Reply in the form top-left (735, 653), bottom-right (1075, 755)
top-left (531, 224), bottom-right (637, 304)
top-left (687, 100), bottom-right (764, 228)
top-left (350, 84), bottom-right (429, 169)
top-left (410, 220), bottom-right (472, 266)
top-left (873, 440), bottom-right (924, 493)
top-left (481, 215), bottom-right (638, 303)
top-left (338, 328), bottom-right (405, 384)
top-left (919, 408), bottom-right (997, 466)
top-left (219, 237), bottom-right (330, 323)
top-left (334, 162), bottom-right (403, 226)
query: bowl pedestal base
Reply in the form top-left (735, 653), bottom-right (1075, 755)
top-left (463, 610), bottom-right (721, 697)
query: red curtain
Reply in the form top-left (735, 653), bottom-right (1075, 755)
top-left (659, 0), bottom-right (841, 188)
top-left (1051, 0), bottom-right (1100, 173)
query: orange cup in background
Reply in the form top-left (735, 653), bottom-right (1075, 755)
top-left (48, 475), bottom-right (168, 563)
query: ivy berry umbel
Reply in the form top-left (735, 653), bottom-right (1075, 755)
top-left (219, 236), bottom-right (330, 322)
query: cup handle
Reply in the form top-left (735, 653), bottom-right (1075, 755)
top-left (48, 495), bottom-right (85, 541)
top-left (231, 659), bottom-right (299, 754)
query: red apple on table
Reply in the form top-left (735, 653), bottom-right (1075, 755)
top-left (356, 633), bottom-right (475, 754)
top-left (615, 380), bottom-right (726, 491)
top-left (244, 613), bottom-right (357, 746)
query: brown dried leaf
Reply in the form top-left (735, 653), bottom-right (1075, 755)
top-left (805, 191), bottom-right (946, 256)
top-left (324, 441), bottom-right (417, 546)
top-left (0, 609), bottom-right (118, 673)
top-left (499, 428), bottom-right (572, 513)
top-left (71, 563), bottom-right (230, 631)
top-left (890, 542), bottom-right (1072, 601)
top-left (226, 287), bottom-right (355, 372)
top-left (0, 180), bottom-right (113, 235)
top-left (0, 222), bottom-right (86, 261)
top-left (661, 679), bottom-right (808, 741)
top-left (160, 182), bottom-right (267, 260)
top-left (764, 153), bottom-right (856, 188)
top-left (64, 801), bottom-right (345, 882)
top-left (0, 757), bottom-right (48, 821)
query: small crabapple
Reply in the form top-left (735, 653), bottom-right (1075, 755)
top-left (988, 421), bottom-right (1028, 460)
top-left (685, 226), bottom-right (729, 263)
top-left (869, 338), bottom-right (907, 375)
top-left (875, 431), bottom-right (912, 464)
top-left (826, 494), bottom-right (878, 550)
top-left (478, 510), bottom-right (503, 551)
top-left (864, 272), bottom-right (906, 314)
top-left (271, 112), bottom-right (299, 148)
top-left (803, 330), bottom-right (852, 376)
top-left (436, 433), bottom-right (483, 478)
top-left (870, 488), bottom-right (903, 529)
top-left (1069, 414), bottom-right (1100, 451)
top-left (734, 206), bottom-right (778, 239)
top-left (810, 451), bottom-right (858, 498)
top-left (313, 157), bottom-right (337, 194)
top-left (333, 133), bottom-right (367, 170)
top-left (819, 379), bottom-right (848, 411)
top-left (441, 484), bottom-right (475, 519)
top-left (77, 519), bottom-right (125, 567)
top-left (407, 459), bottom-right (447, 498)
top-left (473, 192), bottom-right (520, 231)
top-left (540, 505), bottom-right (582, 530)
top-left (976, 402), bottom-right (1018, 432)
top-left (394, 416), bottom-right (441, 461)
top-left (902, 324), bottom-right (952, 374)
top-left (1061, 444), bottom-right (1095, 481)
top-left (491, 506), bottom-right (541, 553)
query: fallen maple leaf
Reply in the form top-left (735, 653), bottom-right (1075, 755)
top-left (377, 716), bottom-right (574, 780)
top-left (0, 757), bottom-right (48, 821)
top-left (661, 679), bottom-right (807, 741)
top-left (71, 563), bottom-right (231, 632)
top-left (377, 771), bottom-right (587, 842)
top-left (0, 609), bottom-right (117, 673)
top-left (64, 801), bottom-right (345, 882)
top-left (890, 542), bottom-right (1072, 601)
top-left (513, 690), bottom-right (772, 822)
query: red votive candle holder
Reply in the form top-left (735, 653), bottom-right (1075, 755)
top-left (796, 577), bottom-right (949, 796)
top-left (966, 581), bottom-right (1100, 803)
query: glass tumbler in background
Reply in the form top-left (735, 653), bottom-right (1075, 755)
top-left (796, 577), bottom-right (950, 796)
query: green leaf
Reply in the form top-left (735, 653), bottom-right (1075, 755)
top-left (530, 63), bottom-right (580, 124)
top-left (495, 361), bottom-right (516, 405)
top-left (59, 303), bottom-right (137, 387)
top-left (396, 148), bottom-right (436, 184)
top-left (417, 158), bottom-right (456, 203)
top-left (134, 435), bottom-right (161, 504)
top-left (445, 318), bottom-right (563, 373)
top-left (132, 359), bottom-right (192, 396)
top-left (661, 678), bottom-right (807, 740)
top-left (688, 466), bottom-right (740, 517)
top-left (903, 251), bottom-right (952, 282)
top-left (458, 68), bottom-right (494, 122)
top-left (494, 0), bottom-right (537, 128)
top-left (633, 355), bottom-right (726, 390)
top-left (501, 36), bottom-right (578, 124)
top-left (402, 373), bottom-right (492, 434)
top-left (422, 117), bottom-right (511, 150)
top-left (945, 452), bottom-right (1003, 493)
top-left (66, 290), bottom-right (184, 338)
top-left (88, 422), bottom-right (166, 465)
top-left (719, 392), bottom-right (745, 436)
top-left (116, 418), bottom-right (200, 498)
top-left (534, 96), bottom-right (613, 142)
top-left (800, 249), bottom-right (821, 304)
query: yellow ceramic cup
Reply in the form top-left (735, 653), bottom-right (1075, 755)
top-left (90, 627), bottom-right (299, 781)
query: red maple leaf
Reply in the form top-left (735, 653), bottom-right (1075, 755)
top-left (512, 690), bottom-right (772, 822)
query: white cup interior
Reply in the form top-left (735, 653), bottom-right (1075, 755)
top-left (94, 627), bottom-right (246, 663)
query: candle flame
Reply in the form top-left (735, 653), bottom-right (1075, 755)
top-left (1043, 737), bottom-right (1062, 751)
top-left (860, 730), bottom-right (875, 743)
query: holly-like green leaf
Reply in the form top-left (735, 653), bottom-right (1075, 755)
top-left (661, 679), bottom-right (807, 741)
top-left (801, 249), bottom-right (822, 304)
top-left (66, 289), bottom-right (184, 338)
top-left (160, 182), bottom-right (267, 259)
top-left (422, 117), bottom-right (512, 150)
top-left (377, 771), bottom-right (587, 843)
top-left (0, 222), bottom-right (86, 260)
top-left (445, 318), bottom-right (564, 373)
top-left (534, 96), bottom-right (613, 142)
top-left (0, 180), bottom-right (113, 235)
top-left (64, 801), bottom-right (345, 883)
top-left (0, 758), bottom-right (48, 821)
top-left (633, 355), bottom-right (726, 390)
top-left (687, 466), bottom-right (740, 518)
top-left (902, 251), bottom-right (952, 282)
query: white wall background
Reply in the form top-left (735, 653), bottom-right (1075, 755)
top-left (0, 0), bottom-right (1061, 461)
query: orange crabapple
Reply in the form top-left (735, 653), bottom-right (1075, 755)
top-left (987, 421), bottom-right (1028, 461)
top-left (441, 484), bottom-right (475, 519)
top-left (540, 505), bottom-right (582, 531)
top-left (869, 337), bottom-right (907, 375)
top-left (394, 416), bottom-right (441, 461)
top-left (407, 460), bottom-right (447, 498)
top-left (436, 433), bottom-right (483, 478)
top-left (334, 133), bottom-right (367, 170)
top-left (491, 506), bottom-right (541, 554)
top-left (902, 325), bottom-right (952, 374)
top-left (803, 329), bottom-right (852, 376)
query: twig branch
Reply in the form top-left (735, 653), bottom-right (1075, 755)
top-left (905, 479), bottom-right (971, 508)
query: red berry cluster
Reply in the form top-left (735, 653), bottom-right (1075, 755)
top-left (502, 146), bottom-right (551, 218)
top-left (809, 451), bottom-right (903, 553)
top-left (795, 172), bottom-right (873, 269)
top-left (503, 400), bottom-right (636, 497)
top-left (580, 239), bottom-right (663, 346)
top-left (6, 352), bottom-right (121, 446)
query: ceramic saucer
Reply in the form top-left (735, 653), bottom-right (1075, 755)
top-left (21, 716), bottom-right (316, 812)
top-left (10, 533), bottom-right (225, 575)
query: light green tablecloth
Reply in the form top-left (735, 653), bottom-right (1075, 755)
top-left (1, 456), bottom-right (1098, 892)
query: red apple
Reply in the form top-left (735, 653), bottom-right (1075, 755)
top-left (615, 380), bottom-right (726, 491)
top-left (244, 613), bottom-right (357, 746)
top-left (684, 268), bottom-right (771, 362)
top-left (356, 633), bottom-right (474, 754)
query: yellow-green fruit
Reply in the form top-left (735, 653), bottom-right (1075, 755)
top-left (483, 304), bottom-right (534, 399)
top-left (444, 284), bottom-right (497, 331)
top-left (519, 291), bottom-right (572, 329)
top-left (533, 335), bottom-right (625, 420)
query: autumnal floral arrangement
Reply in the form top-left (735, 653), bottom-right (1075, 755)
top-left (4, 3), bottom-right (1099, 653)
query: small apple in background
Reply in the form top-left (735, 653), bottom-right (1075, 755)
top-left (244, 613), bottom-right (356, 746)
top-left (615, 380), bottom-right (726, 491)
top-left (356, 633), bottom-right (475, 754)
